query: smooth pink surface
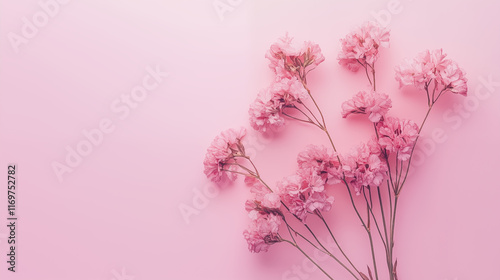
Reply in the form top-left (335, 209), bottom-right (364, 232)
top-left (1, 1), bottom-right (499, 279)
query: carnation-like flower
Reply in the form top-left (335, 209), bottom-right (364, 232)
top-left (277, 170), bottom-right (334, 222)
top-left (438, 61), bottom-right (468, 96)
top-left (297, 145), bottom-right (342, 185)
top-left (341, 91), bottom-right (392, 122)
top-left (245, 177), bottom-right (282, 210)
top-left (243, 212), bottom-right (282, 253)
top-left (203, 128), bottom-right (247, 183)
top-left (343, 140), bottom-right (388, 195)
top-left (395, 49), bottom-right (467, 96)
top-left (249, 76), bottom-right (308, 132)
top-left (377, 117), bottom-right (419, 161)
top-left (338, 21), bottom-right (390, 71)
top-left (266, 34), bottom-right (325, 80)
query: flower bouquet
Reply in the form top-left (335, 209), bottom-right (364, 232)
top-left (203, 21), bottom-right (467, 280)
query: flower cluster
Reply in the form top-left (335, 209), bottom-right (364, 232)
top-left (243, 211), bottom-right (282, 253)
top-left (297, 145), bottom-right (343, 185)
top-left (266, 34), bottom-right (325, 80)
top-left (341, 90), bottom-right (392, 122)
top-left (343, 139), bottom-right (387, 195)
top-left (249, 35), bottom-right (325, 133)
top-left (243, 177), bottom-right (282, 253)
top-left (395, 49), bottom-right (468, 96)
top-left (245, 177), bottom-right (281, 210)
top-left (277, 145), bottom-right (337, 222)
top-left (338, 21), bottom-right (390, 71)
top-left (203, 128), bottom-right (247, 183)
top-left (377, 117), bottom-right (419, 161)
top-left (249, 76), bottom-right (308, 132)
top-left (204, 23), bottom-right (469, 279)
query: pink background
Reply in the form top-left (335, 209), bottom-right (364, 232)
top-left (1, 1), bottom-right (500, 279)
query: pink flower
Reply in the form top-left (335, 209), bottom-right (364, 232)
top-left (249, 77), bottom-right (308, 133)
top-left (343, 140), bottom-right (388, 195)
top-left (438, 61), bottom-right (468, 96)
top-left (305, 192), bottom-right (334, 213)
top-left (341, 91), bottom-right (392, 122)
top-left (245, 177), bottom-right (282, 210)
top-left (277, 170), bottom-right (334, 222)
top-left (395, 49), bottom-right (468, 96)
top-left (266, 34), bottom-right (325, 80)
top-left (277, 175), bottom-right (307, 219)
top-left (248, 89), bottom-right (285, 133)
top-left (301, 41), bottom-right (325, 71)
top-left (338, 21), bottom-right (390, 71)
top-left (203, 128), bottom-right (247, 183)
top-left (297, 145), bottom-right (342, 185)
top-left (243, 212), bottom-right (282, 253)
top-left (377, 117), bottom-right (419, 161)
top-left (243, 177), bottom-right (283, 253)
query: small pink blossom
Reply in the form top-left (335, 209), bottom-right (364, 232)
top-left (249, 77), bottom-right (308, 133)
top-left (438, 61), bottom-right (468, 96)
top-left (243, 212), bottom-right (282, 253)
top-left (305, 192), bottom-right (334, 213)
top-left (297, 145), bottom-right (342, 185)
top-left (343, 141), bottom-right (388, 195)
top-left (266, 34), bottom-right (325, 79)
top-left (377, 117), bottom-right (419, 161)
top-left (245, 177), bottom-right (282, 210)
top-left (338, 21), bottom-right (390, 71)
top-left (395, 49), bottom-right (467, 96)
top-left (203, 128), bottom-right (247, 183)
top-left (277, 170), bottom-right (334, 222)
top-left (301, 41), bottom-right (326, 71)
top-left (341, 91), bottom-right (392, 122)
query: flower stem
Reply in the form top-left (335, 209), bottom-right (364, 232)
top-left (302, 223), bottom-right (359, 279)
top-left (363, 189), bottom-right (387, 248)
top-left (316, 211), bottom-right (361, 280)
top-left (282, 239), bottom-right (335, 280)
top-left (300, 78), bottom-right (383, 280)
